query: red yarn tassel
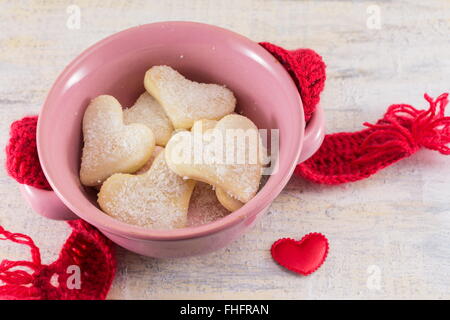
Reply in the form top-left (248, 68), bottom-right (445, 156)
top-left (260, 43), bottom-right (449, 185)
top-left (3, 116), bottom-right (116, 300)
top-left (0, 227), bottom-right (42, 299)
top-left (0, 222), bottom-right (116, 300)
top-left (296, 93), bottom-right (450, 184)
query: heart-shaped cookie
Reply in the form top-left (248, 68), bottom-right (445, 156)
top-left (98, 149), bottom-right (196, 229)
top-left (165, 114), bottom-right (263, 203)
top-left (187, 182), bottom-right (230, 227)
top-left (271, 233), bottom-right (329, 276)
top-left (135, 146), bottom-right (164, 174)
top-left (123, 92), bottom-right (174, 146)
top-left (80, 95), bottom-right (155, 186)
top-left (144, 65), bottom-right (236, 129)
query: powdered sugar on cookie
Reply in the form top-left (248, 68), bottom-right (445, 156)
top-left (144, 66), bottom-right (236, 129)
top-left (82, 66), bottom-right (264, 229)
top-left (80, 95), bottom-right (155, 186)
top-left (165, 114), bottom-right (263, 203)
top-left (123, 92), bottom-right (173, 146)
top-left (187, 182), bottom-right (230, 226)
top-left (98, 150), bottom-right (196, 229)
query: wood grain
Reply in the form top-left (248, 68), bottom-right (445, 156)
top-left (0, 0), bottom-right (449, 299)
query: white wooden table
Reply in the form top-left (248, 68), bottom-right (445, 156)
top-left (0, 0), bottom-right (449, 299)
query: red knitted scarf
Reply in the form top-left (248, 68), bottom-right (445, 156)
top-left (261, 42), bottom-right (449, 183)
top-left (2, 42), bottom-right (448, 300)
top-left (0, 219), bottom-right (115, 300)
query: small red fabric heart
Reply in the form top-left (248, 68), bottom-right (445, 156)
top-left (271, 233), bottom-right (329, 276)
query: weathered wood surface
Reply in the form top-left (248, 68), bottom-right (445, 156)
top-left (0, 0), bottom-right (449, 299)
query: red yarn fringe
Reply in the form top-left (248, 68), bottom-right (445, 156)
top-left (296, 93), bottom-right (450, 184)
top-left (0, 227), bottom-right (42, 299)
top-left (0, 221), bottom-right (116, 300)
top-left (2, 116), bottom-right (116, 300)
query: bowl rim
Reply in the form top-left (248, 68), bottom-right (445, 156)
top-left (37, 21), bottom-right (304, 241)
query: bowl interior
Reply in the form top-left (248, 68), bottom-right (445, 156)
top-left (38, 22), bottom-right (303, 239)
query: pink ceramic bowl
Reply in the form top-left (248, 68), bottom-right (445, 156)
top-left (21, 22), bottom-right (325, 258)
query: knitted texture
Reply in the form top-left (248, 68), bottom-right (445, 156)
top-left (260, 42), bottom-right (449, 184)
top-left (5, 116), bottom-right (51, 190)
top-left (259, 42), bottom-right (326, 122)
top-left (0, 220), bottom-right (116, 300)
top-left (296, 93), bottom-right (450, 184)
top-left (2, 116), bottom-right (116, 300)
